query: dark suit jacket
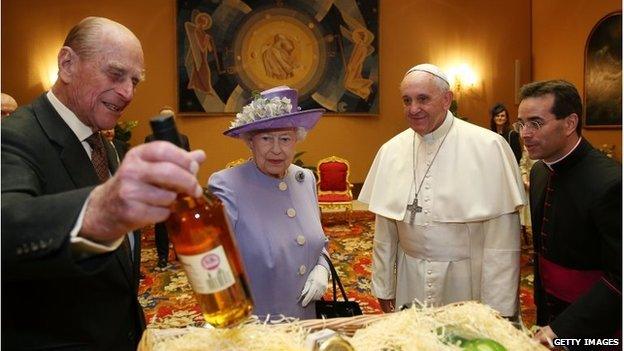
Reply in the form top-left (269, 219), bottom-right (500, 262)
top-left (506, 130), bottom-right (522, 164)
top-left (1, 94), bottom-right (145, 350)
top-left (144, 132), bottom-right (190, 151)
top-left (530, 138), bottom-right (621, 338)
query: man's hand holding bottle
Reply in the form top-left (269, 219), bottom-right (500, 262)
top-left (81, 141), bottom-right (206, 243)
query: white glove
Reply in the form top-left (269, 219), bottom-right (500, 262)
top-left (300, 265), bottom-right (329, 307)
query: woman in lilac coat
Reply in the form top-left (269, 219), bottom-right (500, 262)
top-left (208, 86), bottom-right (329, 320)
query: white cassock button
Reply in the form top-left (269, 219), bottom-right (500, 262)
top-left (424, 210), bottom-right (429, 214)
top-left (287, 208), bottom-right (296, 218)
top-left (428, 283), bottom-right (432, 287)
top-left (299, 265), bottom-right (307, 275)
top-left (425, 198), bottom-right (430, 202)
top-left (427, 270), bottom-right (432, 275)
top-left (279, 182), bottom-right (288, 191)
top-left (296, 235), bottom-right (306, 246)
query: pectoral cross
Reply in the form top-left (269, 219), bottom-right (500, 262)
top-left (406, 197), bottom-right (422, 224)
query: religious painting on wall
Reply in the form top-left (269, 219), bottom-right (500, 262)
top-left (177, 0), bottom-right (379, 115)
top-left (584, 12), bottom-right (621, 128)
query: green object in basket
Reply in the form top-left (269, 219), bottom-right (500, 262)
top-left (462, 338), bottom-right (507, 351)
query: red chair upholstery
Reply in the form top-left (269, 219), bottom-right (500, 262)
top-left (316, 156), bottom-right (353, 224)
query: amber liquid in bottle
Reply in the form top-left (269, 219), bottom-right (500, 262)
top-left (165, 193), bottom-right (253, 328)
top-left (150, 115), bottom-right (253, 328)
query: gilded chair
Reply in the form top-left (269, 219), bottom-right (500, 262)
top-left (316, 156), bottom-right (354, 224)
top-left (225, 158), bottom-right (248, 169)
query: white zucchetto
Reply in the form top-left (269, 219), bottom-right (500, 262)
top-left (405, 63), bottom-right (449, 85)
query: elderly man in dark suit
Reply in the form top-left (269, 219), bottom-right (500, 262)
top-left (145, 107), bottom-right (190, 269)
top-left (516, 80), bottom-right (621, 347)
top-left (1, 17), bottom-right (205, 350)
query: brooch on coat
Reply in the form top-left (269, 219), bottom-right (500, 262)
top-left (295, 171), bottom-right (305, 182)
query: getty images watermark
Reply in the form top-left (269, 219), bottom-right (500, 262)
top-left (553, 338), bottom-right (620, 347)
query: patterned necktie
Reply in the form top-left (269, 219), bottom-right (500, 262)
top-left (85, 133), bottom-right (134, 264)
top-left (85, 133), bottom-right (110, 183)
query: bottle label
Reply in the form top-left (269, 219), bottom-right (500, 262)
top-left (178, 246), bottom-right (236, 294)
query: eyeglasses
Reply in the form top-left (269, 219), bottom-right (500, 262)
top-left (512, 120), bottom-right (545, 133)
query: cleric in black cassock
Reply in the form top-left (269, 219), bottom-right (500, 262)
top-left (517, 79), bottom-right (621, 347)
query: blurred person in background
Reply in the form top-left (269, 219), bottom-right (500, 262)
top-left (144, 106), bottom-right (190, 269)
top-left (490, 102), bottom-right (522, 163)
top-left (1, 92), bottom-right (18, 118)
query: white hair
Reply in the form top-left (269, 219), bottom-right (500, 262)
top-left (295, 127), bottom-right (308, 141)
top-left (430, 75), bottom-right (451, 93)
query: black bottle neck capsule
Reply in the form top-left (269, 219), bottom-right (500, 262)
top-left (150, 115), bottom-right (183, 147)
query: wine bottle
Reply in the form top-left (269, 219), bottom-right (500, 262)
top-left (149, 115), bottom-right (254, 328)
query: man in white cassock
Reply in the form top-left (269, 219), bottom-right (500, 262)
top-left (359, 64), bottom-right (526, 317)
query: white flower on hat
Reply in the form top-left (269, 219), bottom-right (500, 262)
top-left (230, 95), bottom-right (293, 129)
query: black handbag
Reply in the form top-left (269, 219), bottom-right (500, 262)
top-left (315, 253), bottom-right (363, 319)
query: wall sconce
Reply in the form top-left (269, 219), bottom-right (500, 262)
top-left (446, 63), bottom-right (479, 94)
top-left (34, 42), bottom-right (62, 91)
top-left (40, 63), bottom-right (58, 91)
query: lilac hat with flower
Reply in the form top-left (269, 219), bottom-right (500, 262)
top-left (224, 86), bottom-right (324, 138)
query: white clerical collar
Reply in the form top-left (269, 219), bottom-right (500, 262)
top-left (416, 111), bottom-right (453, 144)
top-left (46, 90), bottom-right (94, 142)
top-left (544, 136), bottom-right (582, 170)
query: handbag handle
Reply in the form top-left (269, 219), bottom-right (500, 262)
top-left (321, 252), bottom-right (349, 302)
